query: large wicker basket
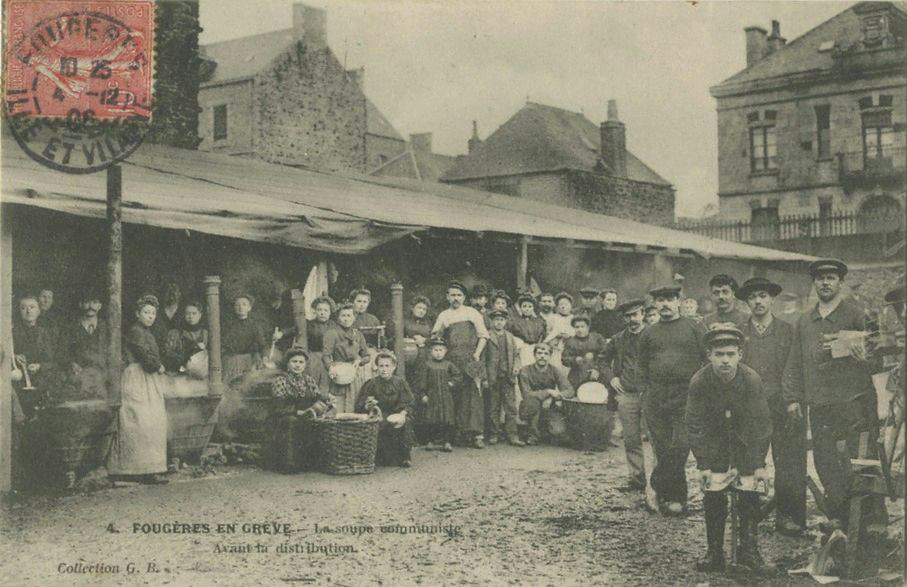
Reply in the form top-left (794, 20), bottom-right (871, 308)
top-left (314, 414), bottom-right (381, 475)
top-left (562, 398), bottom-right (614, 451)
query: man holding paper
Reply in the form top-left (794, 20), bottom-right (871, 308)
top-left (782, 259), bottom-right (880, 529)
top-left (687, 324), bottom-right (772, 573)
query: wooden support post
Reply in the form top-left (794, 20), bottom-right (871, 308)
top-left (517, 237), bottom-right (529, 291)
top-left (391, 283), bottom-right (405, 378)
top-left (0, 206), bottom-right (13, 492)
top-left (204, 276), bottom-right (224, 397)
top-left (291, 289), bottom-right (307, 350)
top-left (106, 165), bottom-right (123, 407)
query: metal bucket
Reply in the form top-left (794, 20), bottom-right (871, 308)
top-left (166, 395), bottom-right (221, 462)
top-left (562, 398), bottom-right (614, 451)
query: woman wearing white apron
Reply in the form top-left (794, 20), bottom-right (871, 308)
top-left (108, 295), bottom-right (169, 485)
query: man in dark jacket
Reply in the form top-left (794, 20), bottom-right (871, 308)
top-left (782, 259), bottom-right (881, 528)
top-left (736, 277), bottom-right (804, 536)
top-left (687, 325), bottom-right (772, 573)
top-left (484, 310), bottom-right (523, 446)
top-left (640, 285), bottom-right (707, 515)
top-left (601, 298), bottom-right (648, 490)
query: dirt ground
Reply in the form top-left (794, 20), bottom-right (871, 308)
top-left (1, 436), bottom-right (903, 586)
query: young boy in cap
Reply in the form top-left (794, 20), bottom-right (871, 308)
top-left (782, 259), bottom-right (882, 529)
top-left (737, 277), bottom-right (804, 536)
top-left (489, 290), bottom-right (513, 329)
top-left (704, 275), bottom-right (749, 329)
top-left (484, 309), bottom-right (523, 446)
top-left (644, 301), bottom-right (660, 326)
top-left (592, 288), bottom-right (625, 339)
top-left (356, 351), bottom-right (415, 467)
top-left (687, 325), bottom-right (772, 573)
top-left (561, 315), bottom-right (607, 390)
top-left (432, 280), bottom-right (489, 448)
top-left (640, 284), bottom-right (707, 515)
top-left (601, 299), bottom-right (648, 491)
top-left (517, 343), bottom-right (574, 445)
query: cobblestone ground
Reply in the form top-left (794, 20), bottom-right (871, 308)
top-left (1, 438), bottom-right (902, 586)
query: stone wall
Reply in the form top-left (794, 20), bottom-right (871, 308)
top-left (365, 134), bottom-right (406, 172)
top-left (253, 43), bottom-right (366, 173)
top-left (198, 81), bottom-right (254, 154)
top-left (563, 170), bottom-right (675, 225)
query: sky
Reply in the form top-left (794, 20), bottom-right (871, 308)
top-left (199, 0), bottom-right (850, 217)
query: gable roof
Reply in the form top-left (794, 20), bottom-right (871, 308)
top-left (441, 102), bottom-right (671, 186)
top-left (713, 3), bottom-right (907, 94)
top-left (200, 29), bottom-right (404, 140)
top-left (366, 99), bottom-right (404, 141)
top-left (369, 146), bottom-right (456, 181)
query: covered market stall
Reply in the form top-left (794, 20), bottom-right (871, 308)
top-left (0, 135), bottom-right (816, 491)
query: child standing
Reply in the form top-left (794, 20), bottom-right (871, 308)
top-left (432, 280), bottom-right (489, 449)
top-left (484, 309), bottom-right (523, 446)
top-left (413, 338), bottom-right (461, 452)
top-left (355, 351), bottom-right (415, 467)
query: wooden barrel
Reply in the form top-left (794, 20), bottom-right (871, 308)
top-left (562, 398), bottom-right (614, 451)
top-left (31, 399), bottom-right (115, 483)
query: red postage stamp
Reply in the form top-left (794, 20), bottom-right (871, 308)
top-left (4, 0), bottom-right (154, 120)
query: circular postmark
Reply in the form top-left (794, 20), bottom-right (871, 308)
top-left (3, 2), bottom-right (155, 173)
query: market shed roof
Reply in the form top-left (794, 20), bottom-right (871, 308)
top-left (1, 137), bottom-right (814, 263)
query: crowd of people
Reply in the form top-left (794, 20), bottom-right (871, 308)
top-left (9, 258), bottom-right (905, 574)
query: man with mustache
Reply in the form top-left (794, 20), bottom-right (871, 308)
top-left (782, 259), bottom-right (882, 530)
top-left (704, 274), bottom-right (749, 329)
top-left (639, 284), bottom-right (707, 515)
top-left (737, 277), bottom-right (804, 537)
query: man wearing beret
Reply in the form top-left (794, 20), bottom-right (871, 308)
top-left (592, 288), bottom-right (625, 340)
top-left (737, 277), bottom-right (804, 536)
top-left (782, 259), bottom-right (882, 529)
top-left (687, 325), bottom-right (772, 573)
top-left (640, 284), bottom-right (707, 515)
top-left (601, 298), bottom-right (649, 491)
top-left (704, 274), bottom-right (750, 329)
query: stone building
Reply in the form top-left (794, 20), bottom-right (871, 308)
top-left (709, 2), bottom-right (906, 235)
top-left (440, 101), bottom-right (675, 224)
top-left (197, 3), bottom-right (404, 174)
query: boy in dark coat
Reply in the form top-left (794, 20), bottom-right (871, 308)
top-left (483, 309), bottom-right (523, 446)
top-left (687, 325), bottom-right (772, 573)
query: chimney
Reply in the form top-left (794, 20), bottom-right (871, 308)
top-left (600, 99), bottom-right (627, 178)
top-left (348, 67), bottom-right (365, 91)
top-left (292, 3), bottom-right (327, 49)
top-left (410, 132), bottom-right (432, 153)
top-left (744, 26), bottom-right (768, 67)
top-left (467, 120), bottom-right (482, 154)
top-left (766, 19), bottom-right (786, 54)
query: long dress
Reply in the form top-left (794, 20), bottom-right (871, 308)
top-left (354, 375), bottom-right (414, 466)
top-left (108, 323), bottom-right (167, 476)
top-left (322, 325), bottom-right (370, 413)
top-left (432, 306), bottom-right (488, 439)
top-left (222, 317), bottom-right (268, 387)
top-left (269, 371), bottom-right (331, 472)
top-left (412, 359), bottom-right (460, 428)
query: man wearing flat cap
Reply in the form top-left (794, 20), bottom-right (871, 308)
top-left (577, 286), bottom-right (602, 319)
top-left (687, 325), bottom-right (772, 573)
top-left (737, 277), bottom-right (804, 536)
top-left (601, 298), bottom-right (649, 491)
top-left (639, 284), bottom-right (707, 515)
top-left (704, 274), bottom-right (749, 329)
top-left (782, 259), bottom-right (882, 529)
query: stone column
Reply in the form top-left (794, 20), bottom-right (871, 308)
top-left (204, 276), bottom-right (224, 396)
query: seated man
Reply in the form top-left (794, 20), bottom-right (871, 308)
top-left (63, 291), bottom-right (108, 399)
top-left (517, 342), bottom-right (575, 445)
top-left (686, 325), bottom-right (772, 574)
top-left (269, 348), bottom-right (332, 473)
top-left (355, 351), bottom-right (414, 467)
top-left (12, 293), bottom-right (59, 416)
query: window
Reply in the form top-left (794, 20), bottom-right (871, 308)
top-left (750, 126), bottom-right (777, 172)
top-left (862, 109), bottom-right (894, 164)
top-left (815, 105), bottom-right (831, 158)
top-left (213, 105), bottom-right (228, 140)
